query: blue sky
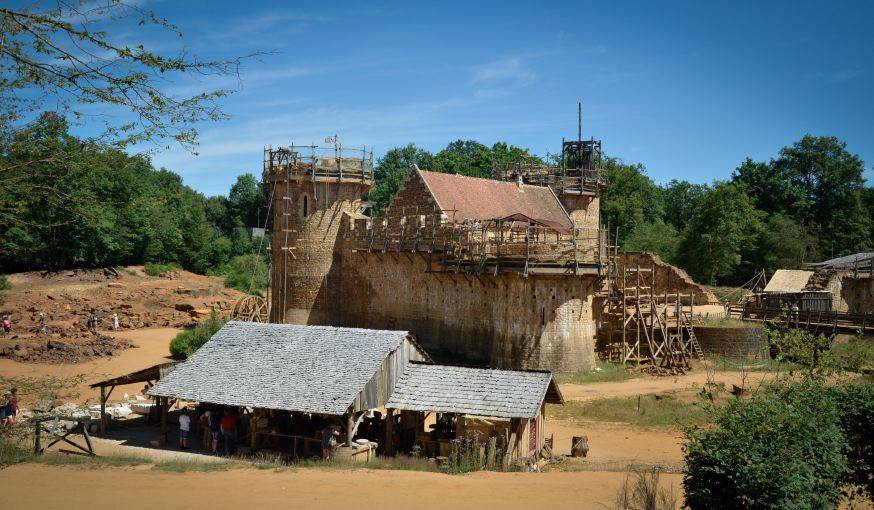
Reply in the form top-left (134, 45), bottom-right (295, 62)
top-left (86, 1), bottom-right (874, 195)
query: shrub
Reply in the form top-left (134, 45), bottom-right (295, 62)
top-left (766, 326), bottom-right (834, 371)
top-left (143, 262), bottom-right (180, 277)
top-left (683, 381), bottom-right (853, 508)
top-left (211, 254), bottom-right (268, 295)
top-left (831, 335), bottom-right (874, 372)
top-left (616, 467), bottom-right (678, 510)
top-left (0, 274), bottom-right (10, 290)
top-left (169, 310), bottom-right (226, 359)
top-left (828, 383), bottom-right (874, 499)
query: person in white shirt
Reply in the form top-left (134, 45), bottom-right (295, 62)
top-left (178, 410), bottom-right (192, 450)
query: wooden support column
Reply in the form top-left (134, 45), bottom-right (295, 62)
top-left (99, 386), bottom-right (107, 435)
top-left (160, 397), bottom-right (168, 444)
top-left (346, 409), bottom-right (354, 446)
top-left (385, 408), bottom-right (394, 456)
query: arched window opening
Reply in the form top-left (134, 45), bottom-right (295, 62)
top-left (302, 194), bottom-right (309, 218)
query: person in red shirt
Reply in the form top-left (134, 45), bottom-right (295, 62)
top-left (219, 409), bottom-right (240, 456)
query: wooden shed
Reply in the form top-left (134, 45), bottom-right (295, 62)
top-left (385, 362), bottom-right (564, 460)
top-left (148, 321), bottom-right (429, 457)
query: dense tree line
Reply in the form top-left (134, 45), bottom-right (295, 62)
top-left (615, 135), bottom-right (872, 284)
top-left (0, 113), bottom-right (269, 291)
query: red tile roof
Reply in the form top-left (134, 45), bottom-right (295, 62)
top-left (417, 169), bottom-right (572, 229)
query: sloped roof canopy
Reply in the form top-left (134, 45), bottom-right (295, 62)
top-left (148, 322), bottom-right (426, 416)
top-left (763, 269), bottom-right (814, 293)
top-left (386, 362), bottom-right (564, 419)
top-left (806, 252), bottom-right (874, 270)
top-left (417, 169), bottom-right (573, 230)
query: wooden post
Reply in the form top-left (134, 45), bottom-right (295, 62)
top-left (99, 386), bottom-right (107, 435)
top-left (160, 397), bottom-right (168, 444)
top-left (385, 408), bottom-right (394, 456)
top-left (33, 421), bottom-right (41, 454)
top-left (346, 410), bottom-right (354, 446)
top-left (250, 411), bottom-right (258, 450)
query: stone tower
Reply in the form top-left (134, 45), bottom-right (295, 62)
top-left (264, 141), bottom-right (373, 324)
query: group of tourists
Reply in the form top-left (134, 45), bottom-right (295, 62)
top-left (177, 406), bottom-right (242, 456)
top-left (0, 388), bottom-right (18, 426)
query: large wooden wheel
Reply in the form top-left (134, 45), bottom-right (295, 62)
top-left (231, 295), bottom-right (270, 322)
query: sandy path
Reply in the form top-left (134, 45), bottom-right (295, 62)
top-left (0, 328), bottom-right (179, 403)
top-left (548, 420), bottom-right (684, 469)
top-left (0, 464), bottom-right (683, 510)
top-left (560, 370), bottom-right (777, 402)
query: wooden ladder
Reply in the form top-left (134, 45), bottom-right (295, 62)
top-left (681, 312), bottom-right (704, 359)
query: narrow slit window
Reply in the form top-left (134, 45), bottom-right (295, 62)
top-left (302, 195), bottom-right (309, 217)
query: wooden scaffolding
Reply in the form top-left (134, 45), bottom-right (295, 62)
top-left (603, 240), bottom-right (703, 371)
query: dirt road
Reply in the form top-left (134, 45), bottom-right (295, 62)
top-left (0, 464), bottom-right (683, 510)
top-left (560, 370), bottom-right (778, 402)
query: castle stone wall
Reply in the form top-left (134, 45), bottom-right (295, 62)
top-left (336, 248), bottom-right (600, 371)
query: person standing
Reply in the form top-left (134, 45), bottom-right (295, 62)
top-left (2, 388), bottom-right (18, 426)
top-left (220, 409), bottom-right (239, 456)
top-left (2, 316), bottom-right (11, 336)
top-left (321, 424), bottom-right (339, 460)
top-left (113, 312), bottom-right (120, 331)
top-left (209, 409), bottom-right (223, 454)
top-left (38, 311), bottom-right (46, 335)
top-left (178, 410), bottom-right (191, 450)
top-left (87, 309), bottom-right (98, 334)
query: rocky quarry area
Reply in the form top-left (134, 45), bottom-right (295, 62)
top-left (0, 266), bottom-right (246, 363)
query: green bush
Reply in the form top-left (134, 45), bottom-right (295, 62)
top-left (683, 380), bottom-right (873, 508)
top-left (827, 383), bottom-right (874, 499)
top-left (211, 254), bottom-right (268, 295)
top-left (831, 335), bottom-right (874, 372)
top-left (144, 262), bottom-right (180, 277)
top-left (0, 275), bottom-right (10, 291)
top-left (169, 310), bottom-right (226, 359)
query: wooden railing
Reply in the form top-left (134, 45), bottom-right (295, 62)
top-left (349, 214), bottom-right (606, 276)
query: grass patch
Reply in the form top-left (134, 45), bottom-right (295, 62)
top-left (143, 262), bottom-right (180, 277)
top-left (291, 455), bottom-right (438, 472)
top-left (547, 393), bottom-right (710, 430)
top-left (32, 452), bottom-right (149, 468)
top-left (0, 274), bottom-right (11, 291)
top-left (556, 360), bottom-right (642, 385)
top-left (696, 316), bottom-right (758, 328)
top-left (209, 254), bottom-right (268, 295)
top-left (152, 459), bottom-right (235, 472)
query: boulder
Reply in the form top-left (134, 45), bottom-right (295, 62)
top-left (47, 340), bottom-right (67, 350)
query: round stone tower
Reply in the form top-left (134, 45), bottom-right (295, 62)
top-left (264, 141), bottom-right (373, 324)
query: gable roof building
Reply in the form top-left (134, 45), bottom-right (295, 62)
top-left (387, 168), bottom-right (573, 230)
top-left (148, 321), bottom-right (428, 415)
top-left (386, 362), bottom-right (564, 419)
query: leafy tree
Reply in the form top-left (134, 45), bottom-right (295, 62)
top-left (661, 179), bottom-right (707, 231)
top-left (431, 140), bottom-right (492, 178)
top-left (753, 213), bottom-right (820, 274)
top-left (601, 157), bottom-right (665, 246)
top-left (369, 143), bottom-right (434, 214)
top-left (228, 173), bottom-right (267, 228)
top-left (622, 220), bottom-right (680, 264)
top-left (677, 182), bottom-right (764, 284)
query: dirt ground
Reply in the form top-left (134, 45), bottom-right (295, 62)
top-left (0, 327), bottom-right (180, 404)
top-left (0, 464), bottom-right (684, 510)
top-left (0, 266), bottom-right (243, 362)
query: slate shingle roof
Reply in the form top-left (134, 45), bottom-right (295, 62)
top-left (386, 362), bottom-right (563, 419)
top-left (148, 321), bottom-right (414, 415)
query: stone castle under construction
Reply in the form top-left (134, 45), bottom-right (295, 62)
top-left (262, 125), bottom-right (713, 371)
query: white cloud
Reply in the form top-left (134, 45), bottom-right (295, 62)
top-left (815, 68), bottom-right (863, 84)
top-left (471, 57), bottom-right (535, 84)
